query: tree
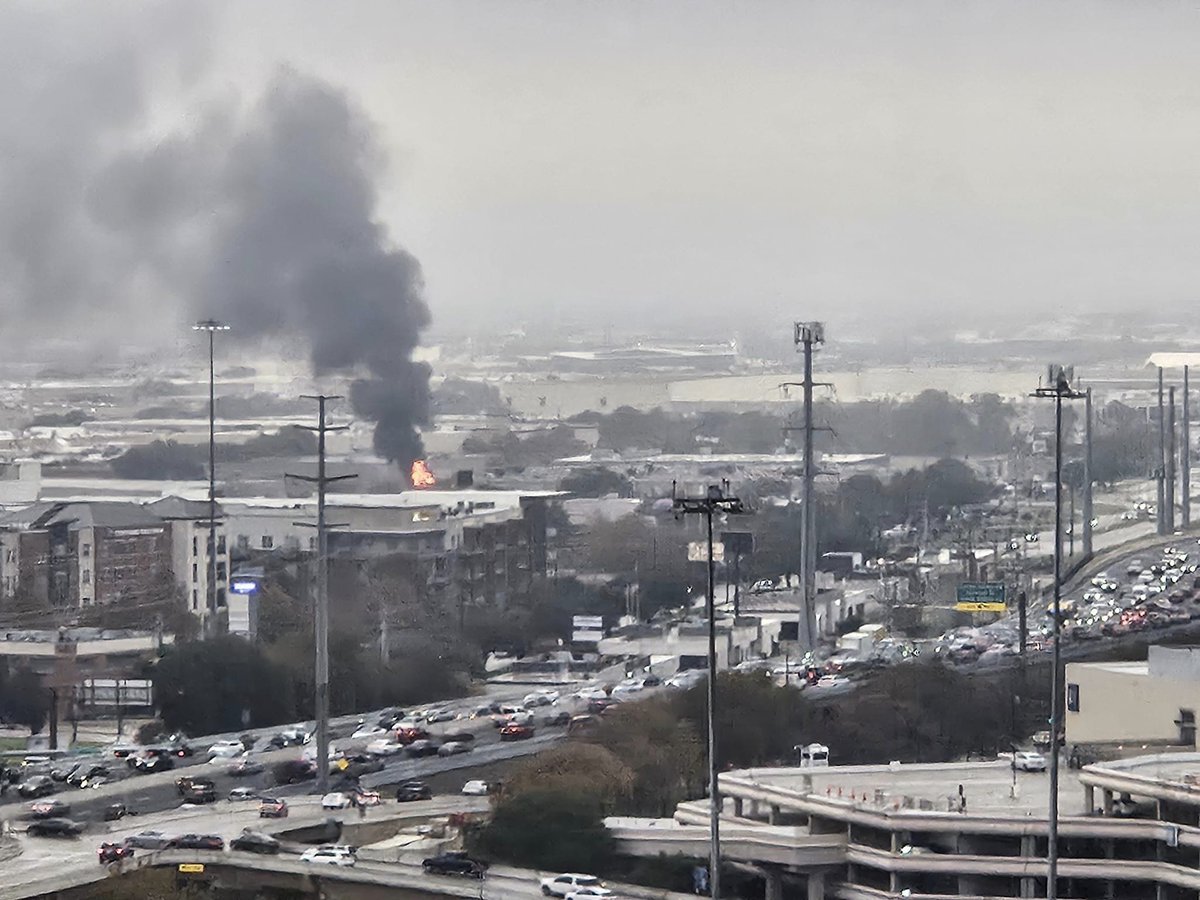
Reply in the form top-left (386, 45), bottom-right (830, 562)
top-left (504, 744), bottom-right (634, 811)
top-left (152, 636), bottom-right (296, 734)
top-left (588, 700), bottom-right (704, 816)
top-left (471, 788), bottom-right (617, 873)
top-left (254, 584), bottom-right (309, 644)
top-left (0, 668), bottom-right (49, 734)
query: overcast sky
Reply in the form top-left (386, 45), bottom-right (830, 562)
top-left (11, 1), bottom-right (1200, 345)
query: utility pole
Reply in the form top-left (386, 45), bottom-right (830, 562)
top-left (1082, 388), bottom-right (1094, 557)
top-left (1184, 367), bottom-right (1192, 529)
top-left (672, 482), bottom-right (745, 900)
top-left (793, 322), bottom-right (826, 649)
top-left (379, 605), bottom-right (390, 666)
top-left (1169, 387), bottom-right (1177, 534)
top-left (1158, 367), bottom-right (1167, 536)
top-left (286, 395), bottom-right (355, 795)
top-left (1032, 365), bottom-right (1084, 900)
top-left (193, 319), bottom-right (230, 636)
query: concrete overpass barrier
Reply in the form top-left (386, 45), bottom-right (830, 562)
top-left (605, 817), bottom-right (846, 869)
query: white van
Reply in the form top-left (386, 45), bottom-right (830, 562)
top-left (797, 743), bottom-right (830, 768)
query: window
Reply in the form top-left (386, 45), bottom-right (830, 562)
top-left (192, 563), bottom-right (198, 581)
top-left (237, 535), bottom-right (249, 551)
top-left (262, 536), bottom-right (273, 549)
top-left (192, 589), bottom-right (198, 610)
top-left (81, 597), bottom-right (91, 605)
top-left (81, 543), bottom-right (90, 558)
top-left (309, 536), bottom-right (317, 551)
top-left (192, 536), bottom-right (198, 556)
top-left (81, 570), bottom-right (90, 582)
top-left (217, 536), bottom-right (226, 555)
top-left (216, 562), bottom-right (227, 580)
top-left (1179, 709), bottom-right (1196, 746)
top-left (1066, 683), bottom-right (1080, 713)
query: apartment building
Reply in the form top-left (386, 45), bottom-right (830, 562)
top-left (0, 499), bottom-right (230, 618)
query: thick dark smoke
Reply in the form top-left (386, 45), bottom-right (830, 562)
top-left (0, 6), bottom-right (432, 469)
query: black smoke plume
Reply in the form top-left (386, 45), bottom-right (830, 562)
top-left (0, 8), bottom-right (432, 470)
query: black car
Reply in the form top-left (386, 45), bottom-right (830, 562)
top-left (543, 711), bottom-right (572, 727)
top-left (396, 780), bottom-right (433, 802)
top-left (343, 754), bottom-right (385, 777)
top-left (441, 731), bottom-right (476, 743)
top-left (67, 765), bottom-right (110, 788)
top-left (28, 799), bottom-right (72, 819)
top-left (103, 802), bottom-right (128, 822)
top-left (17, 776), bottom-right (55, 799)
top-left (230, 830), bottom-right (281, 855)
top-left (124, 830), bottom-right (174, 850)
top-left (27, 817), bottom-right (85, 837)
top-left (173, 833), bottom-right (225, 851)
top-left (642, 674), bottom-right (663, 687)
top-left (272, 759), bottom-right (317, 785)
top-left (98, 841), bottom-right (134, 864)
top-left (131, 754), bottom-right (174, 774)
top-left (422, 851), bottom-right (486, 878)
top-left (176, 775), bottom-right (216, 796)
top-left (406, 739), bottom-right (441, 758)
top-left (181, 784), bottom-right (217, 804)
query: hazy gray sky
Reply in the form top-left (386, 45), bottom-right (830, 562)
top-left (11, 1), bottom-right (1200, 342)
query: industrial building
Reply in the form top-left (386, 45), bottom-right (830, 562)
top-left (1067, 646), bottom-right (1200, 754)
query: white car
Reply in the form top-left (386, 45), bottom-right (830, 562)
top-left (576, 687), bottom-right (609, 702)
top-left (814, 675), bottom-right (851, 689)
top-left (541, 874), bottom-right (610, 897)
top-left (566, 890), bottom-right (614, 900)
top-left (1012, 751), bottom-right (1047, 772)
top-left (366, 738), bottom-right (404, 757)
top-left (425, 707), bottom-right (458, 724)
top-left (462, 779), bottom-right (491, 796)
top-left (523, 692), bottom-right (554, 708)
top-left (300, 845), bottom-right (356, 866)
top-left (321, 792), bottom-right (351, 810)
top-left (610, 681), bottom-right (644, 699)
top-left (1090, 572), bottom-right (1110, 587)
top-left (351, 724), bottom-right (385, 740)
top-left (207, 740), bottom-right (245, 759)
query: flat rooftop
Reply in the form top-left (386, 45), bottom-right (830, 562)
top-left (737, 760), bottom-right (1088, 817)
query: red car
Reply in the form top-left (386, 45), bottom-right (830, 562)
top-left (98, 842), bottom-right (134, 864)
top-left (499, 723), bottom-right (534, 741)
top-left (394, 726), bottom-right (430, 745)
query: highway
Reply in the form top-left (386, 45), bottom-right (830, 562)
top-left (0, 686), bottom-right (572, 822)
top-left (0, 793), bottom-right (489, 900)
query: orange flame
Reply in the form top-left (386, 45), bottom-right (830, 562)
top-left (410, 459), bottom-right (436, 488)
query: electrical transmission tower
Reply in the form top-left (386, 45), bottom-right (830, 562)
top-left (286, 395), bottom-right (355, 795)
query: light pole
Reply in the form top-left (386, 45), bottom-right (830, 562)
top-left (673, 481), bottom-right (745, 900)
top-left (193, 319), bottom-right (230, 636)
top-left (1031, 365), bottom-right (1084, 900)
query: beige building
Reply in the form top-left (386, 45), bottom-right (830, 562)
top-left (1066, 646), bottom-right (1200, 750)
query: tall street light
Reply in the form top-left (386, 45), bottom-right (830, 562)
top-left (1031, 364), bottom-right (1084, 900)
top-left (193, 319), bottom-right (230, 636)
top-left (672, 481), bottom-right (745, 900)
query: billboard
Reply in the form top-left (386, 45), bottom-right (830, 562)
top-left (572, 615), bottom-right (604, 644)
top-left (79, 678), bottom-right (153, 707)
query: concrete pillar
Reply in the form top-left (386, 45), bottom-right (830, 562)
top-left (806, 871), bottom-right (825, 900)
top-left (1103, 789), bottom-right (1114, 815)
top-left (1084, 783), bottom-right (1095, 813)
top-left (1020, 835), bottom-right (1037, 899)
top-left (764, 869), bottom-right (783, 900)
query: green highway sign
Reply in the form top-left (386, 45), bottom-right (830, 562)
top-left (957, 582), bottom-right (1005, 605)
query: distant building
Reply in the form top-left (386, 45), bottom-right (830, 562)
top-left (1067, 645), bottom-right (1200, 753)
top-left (0, 498), bottom-right (230, 618)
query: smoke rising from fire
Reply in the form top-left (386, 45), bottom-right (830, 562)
top-left (0, 7), bottom-right (431, 469)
